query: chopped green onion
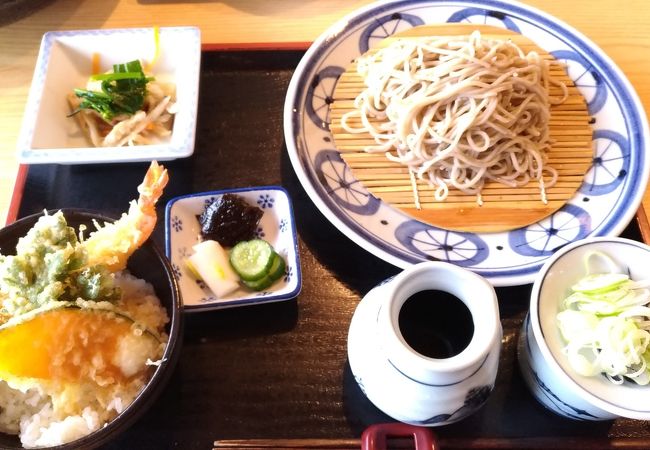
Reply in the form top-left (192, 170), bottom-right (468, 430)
top-left (557, 251), bottom-right (650, 385)
top-left (90, 72), bottom-right (146, 81)
top-left (571, 273), bottom-right (630, 294)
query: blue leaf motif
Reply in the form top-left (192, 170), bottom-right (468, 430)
top-left (255, 227), bottom-right (265, 239)
top-left (284, 265), bottom-right (293, 283)
top-left (171, 263), bottom-right (182, 279)
top-left (279, 218), bottom-right (288, 233)
top-left (417, 385), bottom-right (493, 425)
top-left (171, 215), bottom-right (183, 232)
top-left (423, 413), bottom-right (451, 425)
top-left (257, 194), bottom-right (274, 209)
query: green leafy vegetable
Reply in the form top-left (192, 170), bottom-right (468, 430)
top-left (70, 60), bottom-right (153, 122)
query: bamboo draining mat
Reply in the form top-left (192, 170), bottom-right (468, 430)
top-left (330, 24), bottom-right (593, 233)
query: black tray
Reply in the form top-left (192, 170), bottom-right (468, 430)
top-left (15, 50), bottom-right (650, 449)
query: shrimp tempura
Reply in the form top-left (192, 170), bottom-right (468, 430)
top-left (83, 161), bottom-right (168, 271)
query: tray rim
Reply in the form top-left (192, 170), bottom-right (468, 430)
top-left (5, 45), bottom-right (650, 447)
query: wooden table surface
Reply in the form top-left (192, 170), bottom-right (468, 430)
top-left (1, 0), bottom-right (649, 225)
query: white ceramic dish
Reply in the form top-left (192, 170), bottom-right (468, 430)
top-left (283, 0), bottom-right (650, 287)
top-left (165, 187), bottom-right (302, 311)
top-left (348, 262), bottom-right (501, 426)
top-left (17, 26), bottom-right (201, 164)
top-left (518, 237), bottom-right (650, 420)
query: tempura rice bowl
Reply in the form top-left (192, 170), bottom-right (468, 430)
top-left (0, 209), bottom-right (183, 449)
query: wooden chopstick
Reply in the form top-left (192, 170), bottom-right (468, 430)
top-left (214, 438), bottom-right (361, 449)
top-left (213, 436), bottom-right (650, 449)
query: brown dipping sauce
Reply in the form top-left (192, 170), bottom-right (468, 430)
top-left (398, 289), bottom-right (474, 359)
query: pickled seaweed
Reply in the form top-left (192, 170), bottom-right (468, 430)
top-left (198, 194), bottom-right (263, 247)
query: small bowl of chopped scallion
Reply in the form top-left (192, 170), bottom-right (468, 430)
top-left (519, 237), bottom-right (650, 421)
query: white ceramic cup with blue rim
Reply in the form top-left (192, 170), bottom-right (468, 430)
top-left (347, 261), bottom-right (502, 426)
top-left (518, 237), bottom-right (650, 420)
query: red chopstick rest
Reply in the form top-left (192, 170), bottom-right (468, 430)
top-left (361, 423), bottom-right (439, 450)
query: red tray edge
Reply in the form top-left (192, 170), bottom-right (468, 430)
top-left (6, 164), bottom-right (27, 226)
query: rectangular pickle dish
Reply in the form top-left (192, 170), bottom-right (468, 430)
top-left (165, 186), bottom-right (302, 311)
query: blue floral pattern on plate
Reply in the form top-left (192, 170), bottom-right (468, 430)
top-left (164, 186), bottom-right (302, 312)
top-left (519, 314), bottom-right (598, 420)
top-left (284, 0), bottom-right (650, 286)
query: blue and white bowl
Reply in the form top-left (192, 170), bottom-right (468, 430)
top-left (164, 187), bottom-right (301, 311)
top-left (518, 237), bottom-right (650, 420)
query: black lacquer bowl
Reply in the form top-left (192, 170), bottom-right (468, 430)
top-left (0, 209), bottom-right (183, 449)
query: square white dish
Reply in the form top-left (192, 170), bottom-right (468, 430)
top-left (165, 187), bottom-right (302, 311)
top-left (17, 26), bottom-right (201, 164)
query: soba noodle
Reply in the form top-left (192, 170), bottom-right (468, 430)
top-left (340, 31), bottom-right (568, 206)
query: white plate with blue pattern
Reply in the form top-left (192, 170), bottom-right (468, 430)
top-left (165, 187), bottom-right (302, 311)
top-left (283, 0), bottom-right (650, 287)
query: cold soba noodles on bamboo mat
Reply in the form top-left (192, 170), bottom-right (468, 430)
top-left (330, 24), bottom-right (593, 232)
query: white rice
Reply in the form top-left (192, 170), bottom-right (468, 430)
top-left (0, 272), bottom-right (169, 448)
